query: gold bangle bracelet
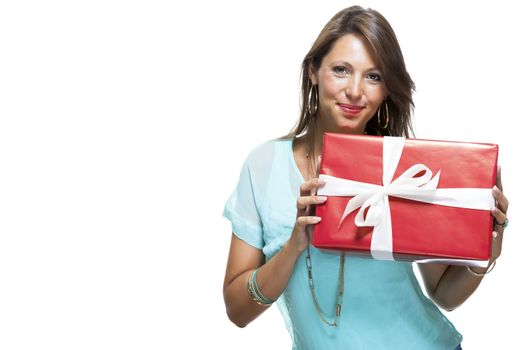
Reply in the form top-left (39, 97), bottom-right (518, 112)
top-left (466, 260), bottom-right (496, 277)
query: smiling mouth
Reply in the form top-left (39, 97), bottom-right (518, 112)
top-left (338, 103), bottom-right (364, 114)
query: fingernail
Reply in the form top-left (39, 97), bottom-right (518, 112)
top-left (317, 196), bottom-right (327, 202)
top-left (318, 179), bottom-right (326, 185)
top-left (491, 207), bottom-right (498, 213)
top-left (492, 231), bottom-right (499, 239)
top-left (492, 186), bottom-right (500, 194)
top-left (313, 217), bottom-right (322, 223)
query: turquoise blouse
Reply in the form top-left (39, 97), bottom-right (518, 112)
top-left (223, 138), bottom-right (462, 350)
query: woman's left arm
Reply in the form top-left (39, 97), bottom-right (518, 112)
top-left (418, 166), bottom-right (509, 311)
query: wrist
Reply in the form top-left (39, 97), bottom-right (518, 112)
top-left (466, 259), bottom-right (497, 277)
top-left (283, 240), bottom-right (304, 259)
top-left (468, 266), bottom-right (487, 274)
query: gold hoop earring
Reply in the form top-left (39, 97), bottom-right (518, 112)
top-left (377, 101), bottom-right (389, 129)
top-left (307, 84), bottom-right (318, 116)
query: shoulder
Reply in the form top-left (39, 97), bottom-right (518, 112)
top-left (244, 137), bottom-right (293, 169)
top-left (238, 138), bottom-right (294, 193)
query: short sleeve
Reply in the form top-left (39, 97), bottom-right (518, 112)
top-left (223, 156), bottom-right (264, 249)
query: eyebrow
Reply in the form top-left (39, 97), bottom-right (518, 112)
top-left (331, 61), bottom-right (381, 73)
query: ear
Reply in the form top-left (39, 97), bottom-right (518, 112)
top-left (308, 64), bottom-right (318, 85)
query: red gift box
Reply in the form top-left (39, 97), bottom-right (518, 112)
top-left (312, 133), bottom-right (498, 267)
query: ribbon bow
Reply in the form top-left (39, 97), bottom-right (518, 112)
top-left (318, 137), bottom-right (494, 261)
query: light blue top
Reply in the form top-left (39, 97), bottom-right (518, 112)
top-left (223, 138), bottom-right (462, 350)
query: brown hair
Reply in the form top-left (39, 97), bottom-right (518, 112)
top-left (286, 6), bottom-right (415, 163)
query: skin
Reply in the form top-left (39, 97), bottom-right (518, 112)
top-left (310, 34), bottom-right (387, 134)
top-left (417, 166), bottom-right (508, 311)
top-left (223, 33), bottom-right (509, 327)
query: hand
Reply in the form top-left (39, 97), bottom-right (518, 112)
top-left (286, 178), bottom-right (326, 255)
top-left (490, 166), bottom-right (509, 261)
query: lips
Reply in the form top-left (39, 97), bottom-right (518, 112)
top-left (338, 103), bottom-right (364, 116)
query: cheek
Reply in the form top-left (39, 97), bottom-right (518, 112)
top-left (364, 86), bottom-right (386, 106)
top-left (319, 76), bottom-right (346, 100)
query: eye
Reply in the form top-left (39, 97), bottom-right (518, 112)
top-left (366, 73), bottom-right (382, 82)
top-left (333, 66), bottom-right (349, 76)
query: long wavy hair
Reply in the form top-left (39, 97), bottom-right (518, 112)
top-left (286, 6), bottom-right (415, 171)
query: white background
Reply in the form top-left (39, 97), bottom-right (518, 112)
top-left (1, 0), bottom-right (523, 349)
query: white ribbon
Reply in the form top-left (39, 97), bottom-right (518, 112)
top-left (318, 136), bottom-right (495, 261)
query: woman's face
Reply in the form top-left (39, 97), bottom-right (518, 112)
top-left (310, 33), bottom-right (387, 134)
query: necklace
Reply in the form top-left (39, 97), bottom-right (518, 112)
top-left (305, 146), bottom-right (346, 327)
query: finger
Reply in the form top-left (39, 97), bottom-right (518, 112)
top-left (297, 195), bottom-right (327, 211)
top-left (300, 178), bottom-right (326, 196)
top-left (296, 216), bottom-right (322, 227)
top-left (491, 231), bottom-right (503, 260)
top-left (491, 206), bottom-right (508, 226)
top-left (492, 226), bottom-right (504, 239)
top-left (492, 186), bottom-right (509, 213)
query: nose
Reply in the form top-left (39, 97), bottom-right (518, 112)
top-left (345, 75), bottom-right (363, 100)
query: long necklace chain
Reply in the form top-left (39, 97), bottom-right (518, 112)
top-left (306, 245), bottom-right (345, 327)
top-left (305, 146), bottom-right (346, 327)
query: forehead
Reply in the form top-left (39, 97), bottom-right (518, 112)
top-left (322, 33), bottom-right (378, 69)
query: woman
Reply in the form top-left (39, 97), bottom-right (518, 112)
top-left (222, 6), bottom-right (509, 349)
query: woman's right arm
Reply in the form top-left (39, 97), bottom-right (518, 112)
top-left (223, 178), bottom-right (326, 327)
